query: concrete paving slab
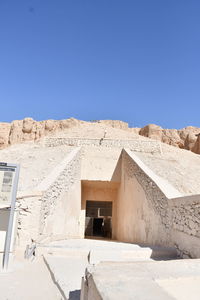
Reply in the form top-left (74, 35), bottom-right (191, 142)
top-left (88, 249), bottom-right (153, 264)
top-left (44, 255), bottom-right (89, 300)
top-left (156, 277), bottom-right (200, 300)
top-left (83, 259), bottom-right (200, 300)
top-left (40, 239), bottom-right (179, 300)
top-left (42, 239), bottom-right (178, 261)
top-left (88, 274), bottom-right (175, 300)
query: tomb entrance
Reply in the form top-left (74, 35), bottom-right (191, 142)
top-left (85, 200), bottom-right (112, 238)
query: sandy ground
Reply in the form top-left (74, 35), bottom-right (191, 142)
top-left (0, 142), bottom-right (74, 191)
top-left (71, 123), bottom-right (200, 195)
top-left (0, 122), bottom-right (200, 195)
top-left (0, 257), bottom-right (63, 300)
top-left (136, 142), bottom-right (200, 195)
top-left (50, 122), bottom-right (143, 140)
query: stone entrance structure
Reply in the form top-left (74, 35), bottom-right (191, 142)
top-left (1, 135), bottom-right (200, 299)
top-left (12, 141), bottom-right (200, 259)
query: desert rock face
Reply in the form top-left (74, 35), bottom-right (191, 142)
top-left (138, 124), bottom-right (200, 154)
top-left (138, 124), bottom-right (183, 147)
top-left (139, 124), bottom-right (163, 141)
top-left (0, 117), bottom-right (81, 149)
top-left (0, 122), bottom-right (11, 148)
top-left (184, 132), bottom-right (197, 150)
top-left (192, 134), bottom-right (200, 154)
top-left (0, 117), bottom-right (200, 154)
top-left (97, 120), bottom-right (129, 130)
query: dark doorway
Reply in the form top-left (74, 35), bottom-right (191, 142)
top-left (93, 218), bottom-right (103, 236)
top-left (85, 200), bottom-right (112, 239)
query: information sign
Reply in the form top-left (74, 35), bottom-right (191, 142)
top-left (0, 164), bottom-right (16, 207)
top-left (0, 163), bottom-right (20, 269)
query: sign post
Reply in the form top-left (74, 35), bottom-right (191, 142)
top-left (0, 162), bottom-right (20, 269)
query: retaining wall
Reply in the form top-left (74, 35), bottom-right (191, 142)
top-left (169, 195), bottom-right (200, 257)
top-left (123, 149), bottom-right (200, 258)
top-left (115, 149), bottom-right (176, 245)
top-left (16, 147), bottom-right (82, 246)
top-left (45, 137), bottom-right (161, 153)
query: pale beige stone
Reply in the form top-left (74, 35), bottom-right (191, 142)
top-left (0, 118), bottom-right (200, 155)
top-left (192, 134), bottom-right (200, 154)
top-left (9, 120), bottom-right (23, 145)
top-left (0, 122), bottom-right (11, 148)
top-left (139, 124), bottom-right (163, 140)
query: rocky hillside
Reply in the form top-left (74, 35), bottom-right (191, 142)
top-left (0, 118), bottom-right (200, 154)
top-left (97, 121), bottom-right (200, 154)
top-left (138, 124), bottom-right (200, 153)
top-left (0, 118), bottom-right (82, 149)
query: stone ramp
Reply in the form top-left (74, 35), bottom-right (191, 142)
top-left (83, 259), bottom-right (200, 300)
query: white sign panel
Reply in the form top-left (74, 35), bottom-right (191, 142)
top-left (0, 166), bottom-right (15, 207)
top-left (0, 162), bottom-right (20, 269)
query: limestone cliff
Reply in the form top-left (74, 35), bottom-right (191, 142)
top-left (0, 117), bottom-right (81, 149)
top-left (0, 117), bottom-right (200, 154)
top-left (138, 124), bottom-right (200, 154)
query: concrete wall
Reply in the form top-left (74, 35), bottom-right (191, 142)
top-left (38, 147), bottom-right (82, 242)
top-left (169, 194), bottom-right (200, 258)
top-left (117, 149), bottom-right (200, 258)
top-left (115, 150), bottom-right (171, 245)
top-left (41, 179), bottom-right (81, 241)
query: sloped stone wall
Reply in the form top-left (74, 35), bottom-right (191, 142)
top-left (122, 149), bottom-right (200, 258)
top-left (170, 195), bottom-right (200, 237)
top-left (116, 150), bottom-right (171, 245)
top-left (16, 148), bottom-right (82, 246)
top-left (38, 148), bottom-right (82, 241)
top-left (169, 195), bottom-right (200, 257)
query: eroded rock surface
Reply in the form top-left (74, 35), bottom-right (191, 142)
top-left (0, 117), bottom-right (81, 149)
top-left (139, 124), bottom-right (200, 154)
top-left (0, 117), bottom-right (200, 154)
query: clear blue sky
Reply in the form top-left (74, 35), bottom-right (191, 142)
top-left (0, 0), bottom-right (200, 128)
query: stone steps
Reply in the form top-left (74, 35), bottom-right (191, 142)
top-left (39, 240), bottom-right (178, 299)
top-left (38, 242), bottom-right (178, 264)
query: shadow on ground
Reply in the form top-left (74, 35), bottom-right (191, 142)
top-left (69, 289), bottom-right (81, 300)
